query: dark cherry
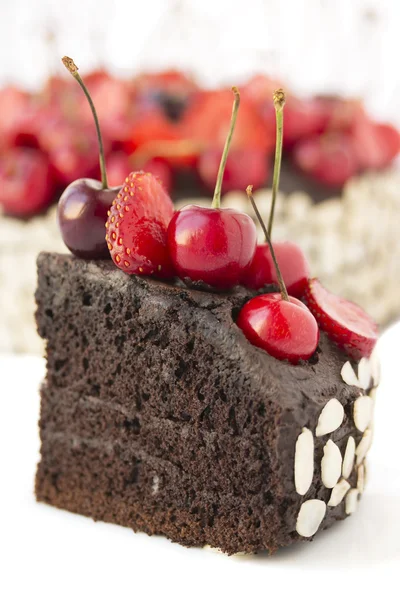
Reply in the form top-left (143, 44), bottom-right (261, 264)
top-left (57, 179), bottom-right (120, 259)
top-left (57, 56), bottom-right (121, 258)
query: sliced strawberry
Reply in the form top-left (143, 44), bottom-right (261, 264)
top-left (106, 171), bottom-right (174, 278)
top-left (304, 278), bottom-right (378, 360)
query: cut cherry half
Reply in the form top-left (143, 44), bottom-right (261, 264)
top-left (304, 278), bottom-right (378, 360)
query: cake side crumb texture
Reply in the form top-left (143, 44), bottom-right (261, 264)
top-left (35, 252), bottom-right (365, 554)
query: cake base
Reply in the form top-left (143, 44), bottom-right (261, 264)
top-left (35, 253), bottom-right (377, 554)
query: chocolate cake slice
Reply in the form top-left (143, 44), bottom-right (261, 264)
top-left (35, 252), bottom-right (378, 554)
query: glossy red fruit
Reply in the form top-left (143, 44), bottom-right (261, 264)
top-left (242, 241), bottom-right (310, 297)
top-left (293, 133), bottom-right (358, 187)
top-left (237, 293), bottom-right (319, 363)
top-left (39, 119), bottom-right (101, 185)
top-left (352, 119), bottom-right (400, 170)
top-left (0, 148), bottom-right (54, 216)
top-left (180, 90), bottom-right (274, 152)
top-left (198, 147), bottom-right (268, 193)
top-left (263, 95), bottom-right (328, 147)
top-left (58, 179), bottom-right (120, 259)
top-left (304, 278), bottom-right (378, 360)
top-left (106, 171), bottom-right (174, 278)
top-left (167, 205), bottom-right (257, 289)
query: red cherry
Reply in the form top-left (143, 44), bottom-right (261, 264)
top-left (0, 148), bottom-right (54, 216)
top-left (167, 205), bottom-right (257, 288)
top-left (167, 87), bottom-right (258, 289)
top-left (106, 171), bottom-right (174, 278)
top-left (304, 278), bottom-right (378, 360)
top-left (242, 241), bottom-right (310, 297)
top-left (198, 147), bottom-right (269, 193)
top-left (237, 293), bottom-right (319, 363)
top-left (293, 133), bottom-right (358, 187)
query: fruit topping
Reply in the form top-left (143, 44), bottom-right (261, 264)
top-left (57, 56), bottom-right (120, 258)
top-left (0, 148), bottom-right (54, 217)
top-left (238, 185), bottom-right (319, 363)
top-left (304, 278), bottom-right (378, 360)
top-left (242, 241), bottom-right (310, 297)
top-left (105, 171), bottom-right (174, 277)
top-left (167, 88), bottom-right (257, 289)
top-left (242, 89), bottom-right (310, 296)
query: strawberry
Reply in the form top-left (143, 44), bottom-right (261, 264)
top-left (0, 148), bottom-right (54, 216)
top-left (304, 278), bottom-right (378, 360)
top-left (106, 171), bottom-right (174, 278)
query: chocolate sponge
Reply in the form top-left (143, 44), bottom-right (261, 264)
top-left (35, 252), bottom-right (378, 554)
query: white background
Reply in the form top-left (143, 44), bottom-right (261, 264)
top-left (1, 322), bottom-right (399, 600)
top-left (1, 2), bottom-right (400, 597)
top-left (1, 0), bottom-right (400, 123)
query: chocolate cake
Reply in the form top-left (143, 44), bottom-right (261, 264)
top-left (35, 252), bottom-right (378, 554)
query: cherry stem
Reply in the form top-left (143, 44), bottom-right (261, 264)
top-left (62, 56), bottom-right (108, 190)
top-left (211, 87), bottom-right (240, 209)
top-left (247, 185), bottom-right (289, 302)
top-left (267, 88), bottom-right (286, 237)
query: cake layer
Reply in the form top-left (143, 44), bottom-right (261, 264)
top-left (35, 253), bottom-right (372, 554)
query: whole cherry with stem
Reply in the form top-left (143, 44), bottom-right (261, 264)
top-left (237, 186), bottom-right (319, 364)
top-left (242, 89), bottom-right (310, 296)
top-left (167, 87), bottom-right (257, 289)
top-left (57, 56), bottom-right (121, 259)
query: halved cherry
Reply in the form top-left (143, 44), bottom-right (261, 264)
top-left (304, 278), bottom-right (378, 360)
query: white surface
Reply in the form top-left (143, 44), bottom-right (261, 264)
top-left (1, 0), bottom-right (400, 124)
top-left (1, 323), bottom-right (400, 600)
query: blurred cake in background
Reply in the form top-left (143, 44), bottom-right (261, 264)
top-left (1, 70), bottom-right (400, 353)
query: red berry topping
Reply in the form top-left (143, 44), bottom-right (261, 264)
top-left (198, 147), bottom-right (268, 194)
top-left (167, 87), bottom-right (258, 289)
top-left (106, 171), bottom-right (174, 278)
top-left (167, 205), bottom-right (257, 288)
top-left (293, 133), bottom-right (358, 187)
top-left (237, 293), bottom-right (319, 364)
top-left (304, 278), bottom-right (378, 360)
top-left (242, 241), bottom-right (310, 297)
top-left (0, 148), bottom-right (53, 217)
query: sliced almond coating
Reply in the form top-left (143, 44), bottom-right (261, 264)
top-left (369, 346), bottom-right (381, 388)
top-left (353, 395), bottom-right (374, 432)
top-left (328, 478), bottom-right (351, 507)
top-left (316, 398), bottom-right (344, 437)
top-left (345, 488), bottom-right (359, 515)
top-left (294, 428), bottom-right (314, 495)
top-left (356, 428), bottom-right (373, 465)
top-left (357, 463), bottom-right (365, 493)
top-left (357, 357), bottom-right (371, 390)
top-left (342, 436), bottom-right (356, 478)
top-left (341, 361), bottom-right (359, 387)
top-left (321, 440), bottom-right (342, 488)
top-left (296, 499), bottom-right (327, 537)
